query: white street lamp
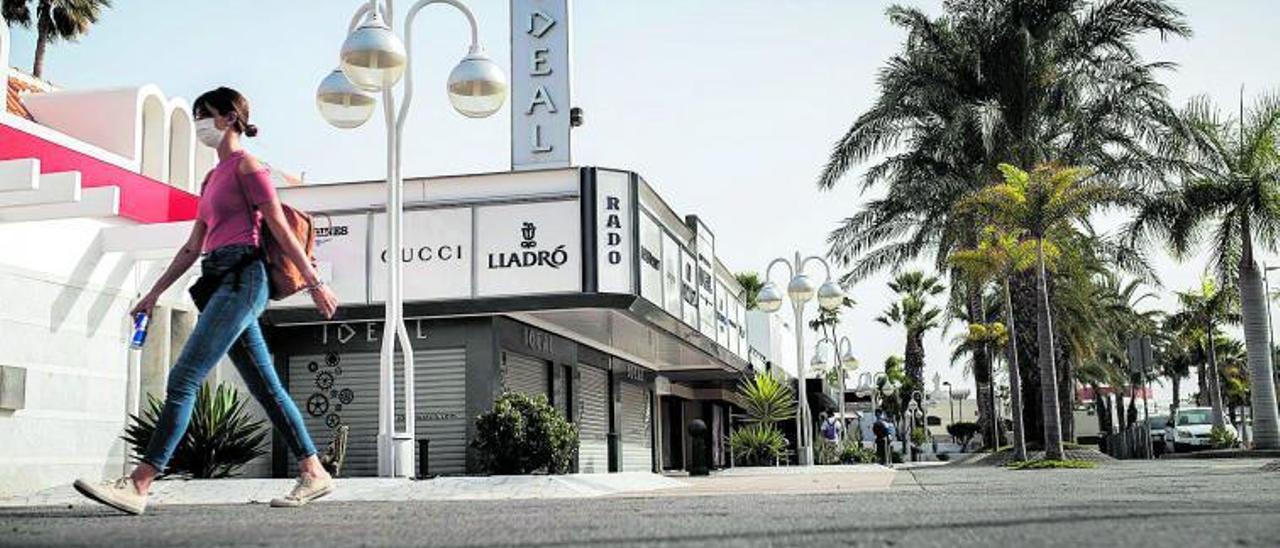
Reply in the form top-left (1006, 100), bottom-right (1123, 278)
top-left (447, 52), bottom-right (508, 118)
top-left (817, 335), bottom-right (859, 444)
top-left (318, 0), bottom-right (506, 478)
top-left (340, 11), bottom-right (407, 91)
top-left (761, 252), bottom-right (844, 466)
top-left (316, 68), bottom-right (377, 129)
top-left (756, 282), bottom-right (784, 313)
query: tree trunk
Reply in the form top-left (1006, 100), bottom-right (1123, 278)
top-left (1114, 391), bottom-right (1124, 430)
top-left (904, 331), bottom-right (925, 389)
top-left (1206, 321), bottom-right (1227, 430)
top-left (1239, 224), bottom-right (1280, 448)
top-left (1003, 279), bottom-right (1028, 460)
top-left (966, 286), bottom-right (997, 450)
top-left (32, 31), bottom-right (49, 79)
top-left (1196, 364), bottom-right (1208, 406)
top-left (1035, 239), bottom-right (1065, 460)
top-left (1169, 375), bottom-right (1181, 420)
top-left (1091, 383), bottom-right (1110, 435)
top-left (1011, 271), bottom-right (1043, 444)
top-left (1057, 347), bottom-right (1075, 442)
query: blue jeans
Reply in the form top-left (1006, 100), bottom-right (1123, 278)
top-left (142, 244), bottom-right (317, 472)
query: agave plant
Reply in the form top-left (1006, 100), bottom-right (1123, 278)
top-left (122, 382), bottom-right (269, 479)
top-left (735, 372), bottom-right (796, 425)
top-left (729, 423), bottom-right (787, 467)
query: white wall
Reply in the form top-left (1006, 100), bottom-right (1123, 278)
top-left (0, 217), bottom-right (236, 496)
top-left (746, 310), bottom-right (797, 379)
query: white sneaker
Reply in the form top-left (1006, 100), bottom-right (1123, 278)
top-left (270, 475), bottom-right (334, 508)
top-left (73, 477), bottom-right (147, 515)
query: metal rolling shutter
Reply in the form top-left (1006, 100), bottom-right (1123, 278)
top-left (578, 366), bottom-right (610, 473)
top-left (288, 349), bottom-right (467, 477)
top-left (620, 382), bottom-right (653, 472)
top-left (503, 352), bottom-right (549, 400)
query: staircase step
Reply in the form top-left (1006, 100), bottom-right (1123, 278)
top-left (0, 159), bottom-right (39, 191)
top-left (0, 186), bottom-right (119, 223)
top-left (0, 171), bottom-right (81, 207)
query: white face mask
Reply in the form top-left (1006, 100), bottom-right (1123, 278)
top-left (195, 118), bottom-right (224, 148)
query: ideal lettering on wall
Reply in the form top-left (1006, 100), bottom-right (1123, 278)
top-left (511, 0), bottom-right (572, 170)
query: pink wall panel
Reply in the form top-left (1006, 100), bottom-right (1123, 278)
top-left (0, 123), bottom-right (198, 223)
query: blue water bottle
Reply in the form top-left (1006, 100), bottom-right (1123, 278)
top-left (131, 312), bottom-right (149, 349)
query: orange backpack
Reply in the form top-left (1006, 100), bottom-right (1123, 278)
top-left (235, 168), bottom-right (316, 301)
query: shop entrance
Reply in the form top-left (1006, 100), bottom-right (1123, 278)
top-left (502, 351), bottom-right (550, 399)
top-left (620, 381), bottom-right (653, 472)
top-left (578, 365), bottom-right (610, 473)
top-left (287, 349), bottom-right (467, 476)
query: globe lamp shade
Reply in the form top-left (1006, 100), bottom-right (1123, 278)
top-left (340, 13), bottom-right (407, 91)
top-left (316, 69), bottom-right (377, 129)
top-left (756, 282), bottom-right (784, 313)
top-left (447, 52), bottom-right (508, 118)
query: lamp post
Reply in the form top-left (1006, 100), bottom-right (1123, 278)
top-left (857, 371), bottom-right (890, 429)
top-left (316, 0), bottom-right (508, 477)
top-left (756, 252), bottom-right (845, 466)
top-left (953, 387), bottom-right (972, 422)
top-left (942, 381), bottom-right (955, 427)
top-left (816, 336), bottom-right (860, 443)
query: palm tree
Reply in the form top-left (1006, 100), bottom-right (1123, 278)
top-left (3, 0), bottom-right (112, 78)
top-left (817, 0), bottom-right (1188, 447)
top-left (961, 163), bottom-right (1132, 460)
top-left (1129, 93), bottom-right (1280, 449)
top-left (736, 272), bottom-right (765, 311)
top-left (876, 270), bottom-right (945, 392)
top-left (1166, 279), bottom-right (1240, 431)
top-left (950, 227), bottom-right (1038, 459)
top-left (1155, 326), bottom-right (1197, 422)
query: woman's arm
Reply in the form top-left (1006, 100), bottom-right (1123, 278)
top-left (241, 156), bottom-right (337, 319)
top-left (129, 220), bottom-right (207, 317)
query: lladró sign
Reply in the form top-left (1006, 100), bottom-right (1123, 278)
top-left (476, 200), bottom-right (581, 296)
top-left (511, 0), bottom-right (571, 170)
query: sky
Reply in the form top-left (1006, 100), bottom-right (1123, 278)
top-left (6, 0), bottom-right (1280, 408)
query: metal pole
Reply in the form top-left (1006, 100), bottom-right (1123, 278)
top-left (362, 0), bottom-right (486, 477)
top-left (793, 293), bottom-right (812, 466)
top-left (947, 384), bottom-right (955, 425)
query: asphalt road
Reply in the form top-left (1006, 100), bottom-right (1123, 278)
top-left (2, 459), bottom-right (1277, 547)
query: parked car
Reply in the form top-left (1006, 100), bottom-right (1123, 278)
top-left (1146, 414), bottom-right (1170, 456)
top-left (1164, 407), bottom-right (1236, 454)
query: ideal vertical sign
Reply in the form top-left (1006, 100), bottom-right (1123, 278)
top-left (511, 0), bottom-right (572, 170)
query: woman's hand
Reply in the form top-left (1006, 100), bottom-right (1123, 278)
top-left (129, 292), bottom-right (159, 319)
top-left (309, 284), bottom-right (338, 319)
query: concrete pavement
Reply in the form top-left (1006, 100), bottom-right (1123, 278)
top-left (0, 459), bottom-right (1276, 547)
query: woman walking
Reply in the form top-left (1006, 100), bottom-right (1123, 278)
top-left (73, 87), bottom-right (339, 515)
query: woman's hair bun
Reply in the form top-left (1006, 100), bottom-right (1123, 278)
top-left (244, 124), bottom-right (259, 138)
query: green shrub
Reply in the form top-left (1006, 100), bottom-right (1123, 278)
top-left (736, 372), bottom-right (796, 424)
top-left (815, 440), bottom-right (841, 465)
top-left (730, 423), bottom-right (787, 466)
top-left (1008, 459), bottom-right (1096, 470)
top-left (911, 426), bottom-right (930, 447)
top-left (947, 421), bottom-right (981, 449)
top-left (839, 441), bottom-right (876, 464)
top-left (122, 382), bottom-right (268, 478)
top-left (473, 392), bottom-right (578, 475)
top-left (1209, 426), bottom-right (1238, 449)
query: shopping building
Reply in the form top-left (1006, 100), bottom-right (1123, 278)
top-left (0, 12), bottom-right (813, 494)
